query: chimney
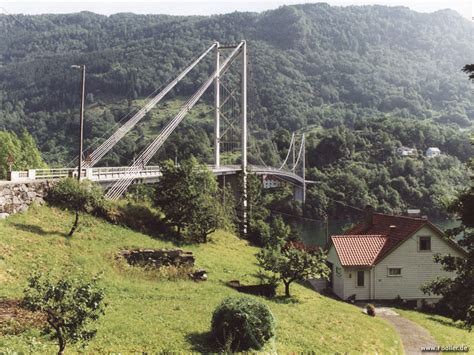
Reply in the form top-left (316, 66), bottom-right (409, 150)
top-left (389, 225), bottom-right (397, 234)
top-left (364, 205), bottom-right (374, 231)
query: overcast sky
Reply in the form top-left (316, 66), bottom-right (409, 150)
top-left (0, 0), bottom-right (472, 20)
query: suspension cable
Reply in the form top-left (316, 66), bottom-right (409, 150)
top-left (105, 42), bottom-right (244, 200)
top-left (83, 42), bottom-right (218, 168)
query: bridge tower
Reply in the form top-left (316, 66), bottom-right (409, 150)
top-left (241, 41), bottom-right (248, 235)
top-left (214, 42), bottom-right (220, 168)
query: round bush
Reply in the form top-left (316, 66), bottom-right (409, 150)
top-left (211, 296), bottom-right (276, 351)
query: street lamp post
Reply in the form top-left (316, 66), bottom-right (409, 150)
top-left (71, 64), bottom-right (85, 181)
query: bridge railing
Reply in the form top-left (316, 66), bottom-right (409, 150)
top-left (35, 168), bottom-right (75, 179)
top-left (8, 166), bottom-right (164, 182)
top-left (8, 164), bottom-right (305, 184)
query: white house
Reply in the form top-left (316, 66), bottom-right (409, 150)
top-left (426, 147), bottom-right (441, 158)
top-left (396, 146), bottom-right (416, 157)
top-left (326, 207), bottom-right (465, 305)
top-left (262, 175), bottom-right (281, 189)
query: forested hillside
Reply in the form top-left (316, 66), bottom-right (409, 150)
top-left (0, 4), bottom-right (472, 217)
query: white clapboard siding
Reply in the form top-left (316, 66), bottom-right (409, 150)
top-left (373, 226), bottom-right (463, 300)
top-left (327, 246), bottom-right (345, 299)
top-left (342, 268), bottom-right (371, 300)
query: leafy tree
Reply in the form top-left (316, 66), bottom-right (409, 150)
top-left (155, 157), bottom-right (223, 242)
top-left (22, 273), bottom-right (106, 355)
top-left (48, 178), bottom-right (104, 237)
top-left (242, 173), bottom-right (270, 245)
top-left (257, 243), bottom-right (329, 297)
top-left (0, 130), bottom-right (46, 179)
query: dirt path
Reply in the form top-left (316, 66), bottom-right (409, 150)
top-left (376, 307), bottom-right (437, 355)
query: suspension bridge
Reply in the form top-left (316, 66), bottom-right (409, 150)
top-left (8, 41), bottom-right (310, 215)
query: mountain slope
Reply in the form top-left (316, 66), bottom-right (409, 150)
top-left (0, 4), bottom-right (472, 163)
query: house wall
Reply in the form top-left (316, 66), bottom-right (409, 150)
top-left (327, 246), bottom-right (344, 299)
top-left (342, 268), bottom-right (371, 300)
top-left (373, 226), bottom-right (463, 300)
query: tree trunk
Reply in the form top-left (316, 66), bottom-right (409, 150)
top-left (284, 281), bottom-right (291, 297)
top-left (68, 208), bottom-right (79, 237)
top-left (57, 327), bottom-right (66, 355)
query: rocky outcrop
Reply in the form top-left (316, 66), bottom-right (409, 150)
top-left (0, 181), bottom-right (55, 217)
top-left (119, 248), bottom-right (195, 268)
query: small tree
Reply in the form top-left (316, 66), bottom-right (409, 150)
top-left (48, 178), bottom-right (104, 236)
top-left (257, 244), bottom-right (330, 297)
top-left (23, 273), bottom-right (106, 355)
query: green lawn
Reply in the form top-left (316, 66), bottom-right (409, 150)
top-left (0, 205), bottom-right (402, 353)
top-left (396, 309), bottom-right (474, 352)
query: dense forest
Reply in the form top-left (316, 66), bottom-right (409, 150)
top-left (0, 3), bottom-right (472, 218)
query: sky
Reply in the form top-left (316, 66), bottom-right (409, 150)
top-left (0, 0), bottom-right (472, 20)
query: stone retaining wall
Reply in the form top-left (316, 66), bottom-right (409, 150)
top-left (119, 249), bottom-right (195, 268)
top-left (0, 181), bottom-right (55, 218)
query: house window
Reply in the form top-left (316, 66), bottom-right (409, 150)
top-left (388, 268), bottom-right (402, 277)
top-left (419, 236), bottom-right (431, 251)
top-left (356, 271), bottom-right (365, 287)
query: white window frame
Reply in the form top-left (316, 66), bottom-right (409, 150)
top-left (355, 270), bottom-right (365, 288)
top-left (387, 267), bottom-right (403, 277)
top-left (418, 236), bottom-right (432, 252)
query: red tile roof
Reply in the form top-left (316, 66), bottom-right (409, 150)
top-left (347, 213), bottom-right (429, 264)
top-left (331, 235), bottom-right (387, 266)
top-left (331, 213), bottom-right (433, 267)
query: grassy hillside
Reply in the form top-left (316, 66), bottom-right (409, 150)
top-left (0, 205), bottom-right (402, 353)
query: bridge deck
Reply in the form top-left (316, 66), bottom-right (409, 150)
top-left (6, 165), bottom-right (306, 186)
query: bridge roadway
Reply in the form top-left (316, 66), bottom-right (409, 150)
top-left (6, 165), bottom-right (306, 187)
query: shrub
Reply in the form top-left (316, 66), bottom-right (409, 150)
top-left (211, 296), bottom-right (276, 351)
top-left (366, 303), bottom-right (376, 317)
top-left (104, 201), bottom-right (167, 236)
top-left (47, 178), bottom-right (104, 236)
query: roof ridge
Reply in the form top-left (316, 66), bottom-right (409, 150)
top-left (332, 234), bottom-right (387, 238)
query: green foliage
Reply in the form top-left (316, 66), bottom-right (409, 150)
top-left (422, 188), bottom-right (474, 330)
top-left (22, 273), bottom-right (106, 355)
top-left (245, 174), bottom-right (271, 245)
top-left (49, 178), bottom-right (104, 212)
top-left (155, 158), bottom-right (228, 243)
top-left (304, 120), bottom-right (470, 219)
top-left (0, 130), bottom-right (46, 179)
top-left (422, 65), bottom-right (473, 330)
top-left (211, 296), bottom-right (276, 351)
top-left (101, 200), bottom-right (167, 237)
top-left (257, 245), bottom-right (330, 297)
top-left (48, 178), bottom-right (104, 236)
top-left (266, 216), bottom-right (291, 249)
